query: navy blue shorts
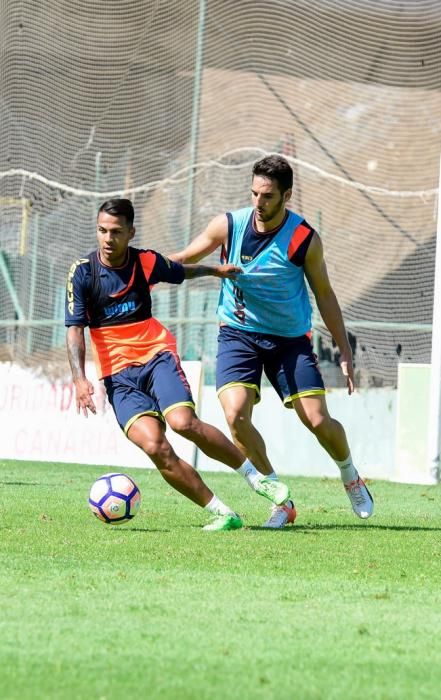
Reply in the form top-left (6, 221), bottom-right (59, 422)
top-left (103, 351), bottom-right (195, 434)
top-left (216, 325), bottom-right (325, 407)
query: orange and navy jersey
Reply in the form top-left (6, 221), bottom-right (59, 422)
top-left (224, 210), bottom-right (315, 267)
top-left (65, 247), bottom-right (185, 379)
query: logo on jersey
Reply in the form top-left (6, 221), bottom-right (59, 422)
top-left (233, 285), bottom-right (246, 323)
top-left (66, 259), bottom-right (89, 315)
top-left (103, 300), bottom-right (136, 318)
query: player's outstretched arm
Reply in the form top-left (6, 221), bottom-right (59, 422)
top-left (304, 233), bottom-right (355, 394)
top-left (183, 263), bottom-right (242, 280)
top-left (169, 214), bottom-right (228, 263)
top-left (66, 325), bottom-right (97, 416)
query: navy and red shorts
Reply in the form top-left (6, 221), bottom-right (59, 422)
top-left (103, 351), bottom-right (195, 434)
top-left (216, 325), bottom-right (325, 407)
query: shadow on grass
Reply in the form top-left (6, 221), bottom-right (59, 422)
top-left (0, 481), bottom-right (43, 486)
top-left (248, 523), bottom-right (441, 533)
top-left (117, 527), bottom-right (172, 533)
top-left (112, 522), bottom-right (441, 534)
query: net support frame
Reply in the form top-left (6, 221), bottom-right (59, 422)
top-left (180, 0), bottom-right (207, 353)
top-left (427, 152), bottom-right (441, 483)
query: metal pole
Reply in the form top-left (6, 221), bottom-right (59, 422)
top-left (26, 212), bottom-right (39, 354)
top-left (95, 151), bottom-right (102, 214)
top-left (312, 210), bottom-right (322, 356)
top-left (427, 153), bottom-right (441, 483)
top-left (185, 0), bottom-right (206, 248)
top-left (180, 0), bottom-right (206, 354)
top-left (19, 199), bottom-right (30, 256)
top-left (0, 251), bottom-right (25, 320)
top-left (48, 258), bottom-right (57, 348)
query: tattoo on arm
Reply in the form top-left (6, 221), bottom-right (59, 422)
top-left (66, 328), bottom-right (86, 381)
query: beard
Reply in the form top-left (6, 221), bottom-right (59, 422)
top-left (255, 195), bottom-right (285, 222)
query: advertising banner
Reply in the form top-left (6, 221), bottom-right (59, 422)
top-left (0, 361), bottom-right (202, 468)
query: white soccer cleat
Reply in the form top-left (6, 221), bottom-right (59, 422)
top-left (262, 500), bottom-right (297, 529)
top-left (344, 475), bottom-right (374, 519)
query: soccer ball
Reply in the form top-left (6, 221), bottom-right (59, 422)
top-left (88, 473), bottom-right (141, 524)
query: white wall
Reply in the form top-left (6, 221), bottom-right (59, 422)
top-left (0, 361), bottom-right (202, 468)
top-left (197, 386), bottom-right (396, 481)
top-left (0, 361), bottom-right (404, 482)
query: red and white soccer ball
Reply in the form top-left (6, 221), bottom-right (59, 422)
top-left (88, 473), bottom-right (141, 524)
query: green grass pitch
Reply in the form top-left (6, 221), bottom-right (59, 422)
top-left (1, 459), bottom-right (441, 700)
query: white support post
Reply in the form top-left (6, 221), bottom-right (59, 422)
top-left (427, 153), bottom-right (441, 483)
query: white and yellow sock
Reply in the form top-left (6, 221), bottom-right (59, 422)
top-left (236, 459), bottom-right (264, 488)
top-left (335, 454), bottom-right (358, 485)
top-left (204, 495), bottom-right (234, 516)
top-left (264, 471), bottom-right (278, 481)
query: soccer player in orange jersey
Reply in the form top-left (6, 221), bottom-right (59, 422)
top-left (171, 155), bottom-right (374, 528)
top-left (65, 198), bottom-right (291, 531)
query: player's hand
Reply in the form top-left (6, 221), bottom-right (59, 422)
top-left (213, 264), bottom-right (242, 279)
top-left (339, 350), bottom-right (355, 395)
top-left (74, 377), bottom-right (97, 416)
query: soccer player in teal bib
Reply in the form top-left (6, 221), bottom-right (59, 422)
top-left (172, 154), bottom-right (374, 528)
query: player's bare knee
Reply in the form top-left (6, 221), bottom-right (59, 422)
top-left (166, 412), bottom-right (199, 438)
top-left (224, 408), bottom-right (248, 433)
top-left (304, 413), bottom-right (329, 435)
top-left (138, 436), bottom-right (171, 461)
